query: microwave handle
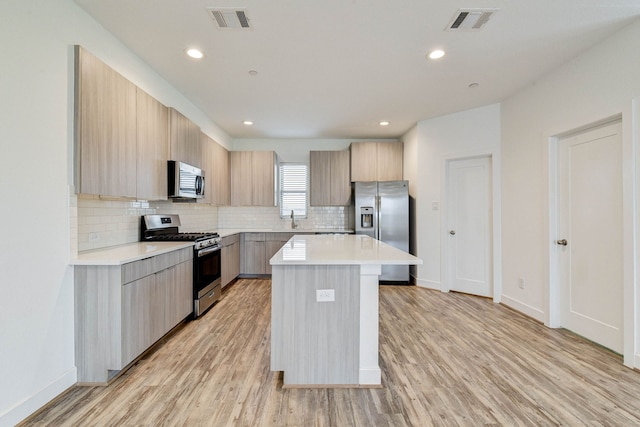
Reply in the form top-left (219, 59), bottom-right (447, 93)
top-left (196, 175), bottom-right (204, 195)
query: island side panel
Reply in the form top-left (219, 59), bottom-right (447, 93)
top-left (271, 264), bottom-right (360, 386)
top-left (359, 263), bottom-right (382, 385)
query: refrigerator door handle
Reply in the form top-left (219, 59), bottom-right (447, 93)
top-left (376, 195), bottom-right (381, 241)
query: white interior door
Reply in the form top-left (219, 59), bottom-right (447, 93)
top-left (446, 156), bottom-right (492, 297)
top-left (557, 121), bottom-right (623, 353)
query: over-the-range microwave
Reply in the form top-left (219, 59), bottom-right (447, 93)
top-left (168, 160), bottom-right (204, 199)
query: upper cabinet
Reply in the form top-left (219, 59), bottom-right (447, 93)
top-left (350, 142), bottom-right (403, 182)
top-left (169, 108), bottom-right (201, 168)
top-left (75, 46), bottom-right (137, 198)
top-left (136, 88), bottom-right (169, 201)
top-left (230, 151), bottom-right (276, 206)
top-left (201, 132), bottom-right (230, 206)
top-left (310, 151), bottom-right (351, 206)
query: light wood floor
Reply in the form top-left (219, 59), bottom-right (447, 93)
top-left (21, 279), bottom-right (640, 426)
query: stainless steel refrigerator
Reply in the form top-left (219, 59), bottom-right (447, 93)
top-left (355, 181), bottom-right (409, 283)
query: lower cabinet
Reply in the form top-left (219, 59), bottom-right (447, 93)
top-left (75, 247), bottom-right (192, 384)
top-left (240, 232), bottom-right (310, 276)
top-left (221, 234), bottom-right (240, 287)
top-left (241, 233), bottom-right (266, 275)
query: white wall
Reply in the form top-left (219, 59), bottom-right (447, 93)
top-left (500, 18), bottom-right (640, 329)
top-left (0, 1), bottom-right (228, 425)
top-left (409, 104), bottom-right (501, 290)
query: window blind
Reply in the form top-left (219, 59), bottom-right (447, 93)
top-left (279, 163), bottom-right (308, 218)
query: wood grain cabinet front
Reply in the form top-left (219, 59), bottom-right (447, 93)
top-left (239, 232), bottom-right (309, 276)
top-left (136, 88), bottom-right (169, 201)
top-left (221, 234), bottom-right (240, 287)
top-left (169, 108), bottom-right (201, 168)
top-left (230, 151), bottom-right (277, 206)
top-left (310, 150), bottom-right (351, 206)
top-left (75, 46), bottom-right (137, 198)
top-left (75, 46), bottom-right (171, 200)
top-left (75, 247), bottom-right (193, 384)
top-left (349, 141), bottom-right (403, 182)
top-left (200, 133), bottom-right (230, 206)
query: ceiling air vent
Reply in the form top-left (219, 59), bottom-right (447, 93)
top-left (446, 9), bottom-right (498, 31)
top-left (208, 8), bottom-right (251, 29)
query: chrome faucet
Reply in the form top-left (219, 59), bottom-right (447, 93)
top-left (290, 210), bottom-right (298, 229)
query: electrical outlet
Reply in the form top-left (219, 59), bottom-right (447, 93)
top-left (89, 232), bottom-right (100, 242)
top-left (316, 289), bottom-right (335, 302)
top-left (518, 277), bottom-right (525, 289)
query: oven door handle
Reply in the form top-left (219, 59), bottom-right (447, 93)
top-left (197, 246), bottom-right (221, 257)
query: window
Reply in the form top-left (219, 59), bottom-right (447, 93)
top-left (279, 163), bottom-right (308, 218)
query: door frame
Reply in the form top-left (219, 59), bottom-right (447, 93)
top-left (441, 149), bottom-right (502, 303)
top-left (546, 106), bottom-right (637, 368)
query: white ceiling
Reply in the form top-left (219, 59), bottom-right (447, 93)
top-left (74, 0), bottom-right (640, 140)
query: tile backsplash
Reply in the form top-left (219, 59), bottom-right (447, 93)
top-left (74, 195), bottom-right (219, 253)
top-left (72, 194), bottom-right (353, 254)
top-left (217, 206), bottom-right (354, 230)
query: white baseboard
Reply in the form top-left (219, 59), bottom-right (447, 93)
top-left (358, 368), bottom-right (381, 385)
top-left (414, 277), bottom-right (442, 291)
top-left (0, 367), bottom-right (76, 427)
top-left (501, 295), bottom-right (545, 323)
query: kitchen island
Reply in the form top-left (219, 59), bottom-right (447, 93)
top-left (270, 234), bottom-right (422, 387)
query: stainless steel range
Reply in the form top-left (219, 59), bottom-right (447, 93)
top-left (141, 214), bottom-right (222, 318)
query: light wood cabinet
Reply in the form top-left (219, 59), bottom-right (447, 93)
top-left (252, 151), bottom-right (276, 206)
top-left (240, 232), bottom-right (307, 276)
top-left (75, 46), bottom-right (137, 198)
top-left (221, 234), bottom-right (240, 287)
top-left (162, 260), bottom-right (193, 330)
top-left (310, 151), bottom-right (351, 206)
top-left (265, 233), bottom-right (295, 275)
top-left (350, 142), bottom-right (403, 182)
top-left (241, 233), bottom-right (266, 275)
top-left (230, 151), bottom-right (276, 206)
top-left (121, 274), bottom-right (157, 365)
top-left (169, 108), bottom-right (201, 168)
top-left (136, 88), bottom-right (169, 200)
top-left (75, 247), bottom-right (193, 384)
top-left (201, 133), bottom-right (230, 205)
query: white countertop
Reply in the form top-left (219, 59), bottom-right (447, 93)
top-left (216, 228), bottom-right (353, 238)
top-left (71, 229), bottom-right (356, 266)
top-left (270, 234), bottom-right (422, 266)
top-left (71, 241), bottom-right (193, 266)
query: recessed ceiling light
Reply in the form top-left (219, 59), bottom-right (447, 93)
top-left (186, 48), bottom-right (204, 59)
top-left (427, 49), bottom-right (445, 60)
top-left (243, 120), bottom-right (253, 125)
top-left (469, 82), bottom-right (480, 88)
top-left (248, 70), bottom-right (258, 76)
top-left (379, 121), bottom-right (390, 126)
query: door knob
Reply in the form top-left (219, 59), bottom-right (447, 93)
top-left (449, 230), bottom-right (456, 235)
top-left (556, 239), bottom-right (568, 246)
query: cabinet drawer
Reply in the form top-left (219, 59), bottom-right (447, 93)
top-left (122, 247), bottom-right (192, 284)
top-left (122, 256), bottom-right (156, 284)
top-left (244, 232), bottom-right (265, 242)
top-left (265, 232), bottom-right (294, 242)
top-left (222, 234), bottom-right (239, 246)
top-left (155, 247), bottom-right (192, 270)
